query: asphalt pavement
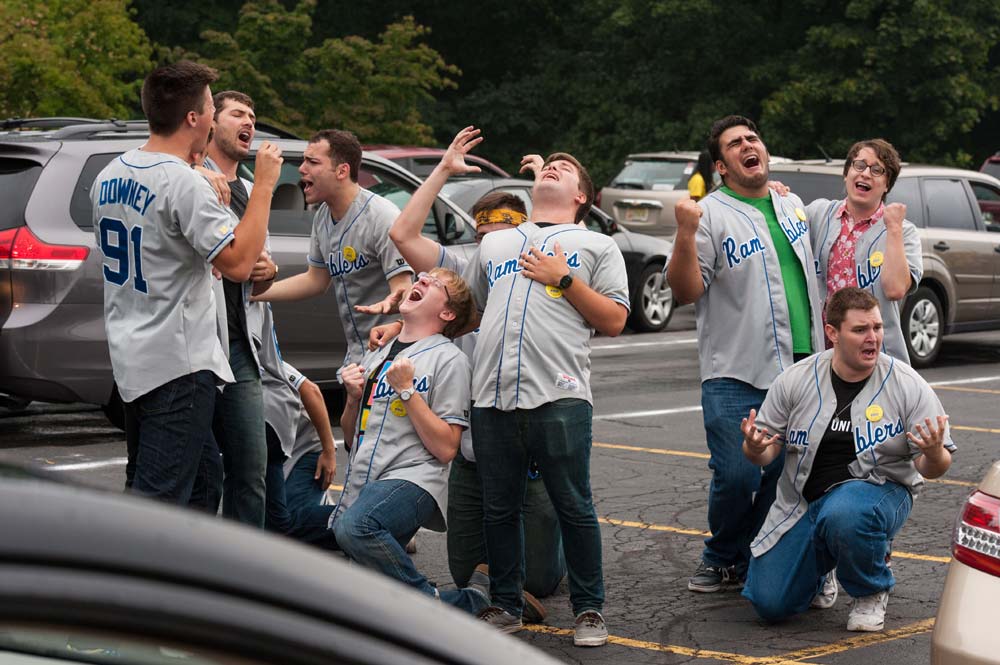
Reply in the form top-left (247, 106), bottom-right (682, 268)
top-left (2, 304), bottom-right (999, 664)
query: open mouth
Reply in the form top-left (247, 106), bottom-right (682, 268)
top-left (407, 288), bottom-right (424, 302)
top-left (861, 347), bottom-right (877, 360)
top-left (855, 181), bottom-right (872, 192)
top-left (541, 171), bottom-right (559, 181)
top-left (741, 154), bottom-right (761, 169)
top-left (300, 179), bottom-right (313, 195)
top-left (238, 130), bottom-right (252, 144)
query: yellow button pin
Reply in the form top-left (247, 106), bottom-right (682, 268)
top-left (795, 207), bottom-right (807, 222)
top-left (343, 246), bottom-right (357, 262)
top-left (545, 285), bottom-right (563, 299)
top-left (866, 405), bottom-right (883, 422)
top-left (869, 251), bottom-right (884, 268)
top-left (389, 399), bottom-right (407, 417)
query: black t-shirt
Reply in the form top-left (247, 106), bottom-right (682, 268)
top-left (355, 339), bottom-right (415, 447)
top-left (802, 369), bottom-right (870, 502)
top-left (224, 178), bottom-right (251, 353)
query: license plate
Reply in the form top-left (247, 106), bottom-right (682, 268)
top-left (624, 207), bottom-right (648, 222)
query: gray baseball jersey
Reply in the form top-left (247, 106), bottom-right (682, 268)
top-left (674, 189), bottom-right (825, 390)
top-left (307, 189), bottom-right (412, 366)
top-left (329, 334), bottom-right (471, 532)
top-left (462, 222), bottom-right (630, 411)
top-left (435, 245), bottom-right (476, 461)
top-left (91, 148), bottom-right (236, 402)
top-left (249, 301), bottom-right (327, 478)
top-left (807, 199), bottom-right (923, 363)
top-left (751, 350), bottom-right (955, 556)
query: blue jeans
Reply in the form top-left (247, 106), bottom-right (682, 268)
top-left (214, 340), bottom-right (267, 527)
top-left (264, 428), bottom-right (337, 549)
top-left (701, 378), bottom-right (783, 573)
top-left (473, 399), bottom-right (604, 616)
top-left (447, 454), bottom-right (566, 597)
top-left (333, 478), bottom-right (487, 615)
top-left (743, 479), bottom-right (913, 622)
top-left (125, 370), bottom-right (222, 511)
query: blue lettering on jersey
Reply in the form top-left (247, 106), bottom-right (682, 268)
top-left (98, 178), bottom-right (157, 216)
top-left (780, 218), bottom-right (808, 245)
top-left (486, 250), bottom-right (580, 288)
top-left (786, 429), bottom-right (809, 448)
top-left (856, 262), bottom-right (881, 289)
top-left (854, 418), bottom-right (905, 455)
top-left (723, 235), bottom-right (765, 269)
top-left (327, 251), bottom-right (370, 277)
top-left (372, 374), bottom-right (430, 401)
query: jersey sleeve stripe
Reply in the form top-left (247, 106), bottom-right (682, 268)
top-left (206, 231), bottom-right (236, 262)
top-left (307, 256), bottom-right (327, 267)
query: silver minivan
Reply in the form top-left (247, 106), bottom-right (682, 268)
top-left (0, 120), bottom-right (479, 424)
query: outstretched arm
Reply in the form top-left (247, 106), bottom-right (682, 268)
top-left (253, 264), bottom-right (331, 302)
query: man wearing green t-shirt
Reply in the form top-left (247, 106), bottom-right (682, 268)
top-left (666, 115), bottom-right (825, 593)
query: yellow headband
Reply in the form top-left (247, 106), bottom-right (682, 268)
top-left (474, 208), bottom-right (527, 227)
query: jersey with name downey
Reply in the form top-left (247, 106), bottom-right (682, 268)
top-left (307, 188), bottom-right (412, 366)
top-left (435, 245), bottom-right (477, 462)
top-left (463, 222), bottom-right (630, 411)
top-left (807, 198), bottom-right (923, 363)
top-left (674, 189), bottom-right (825, 390)
top-left (330, 333), bottom-right (471, 532)
top-left (750, 349), bottom-right (955, 556)
top-left (91, 148), bottom-right (236, 402)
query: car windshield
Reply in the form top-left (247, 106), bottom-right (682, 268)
top-left (610, 159), bottom-right (692, 190)
top-left (767, 170), bottom-right (844, 205)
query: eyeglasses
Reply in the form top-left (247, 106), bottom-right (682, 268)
top-left (851, 159), bottom-right (886, 177)
top-left (416, 272), bottom-right (451, 301)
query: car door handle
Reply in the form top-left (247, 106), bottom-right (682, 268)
top-left (933, 241), bottom-right (950, 251)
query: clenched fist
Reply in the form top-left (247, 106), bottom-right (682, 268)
top-left (675, 199), bottom-right (703, 236)
top-left (253, 142), bottom-right (284, 191)
top-left (883, 202), bottom-right (906, 232)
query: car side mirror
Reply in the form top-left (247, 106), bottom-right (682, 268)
top-left (443, 213), bottom-right (462, 241)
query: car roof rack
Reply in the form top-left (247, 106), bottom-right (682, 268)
top-left (1, 117), bottom-right (107, 131)
top-left (0, 116), bottom-right (297, 141)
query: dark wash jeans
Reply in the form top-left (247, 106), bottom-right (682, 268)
top-left (472, 399), bottom-right (604, 616)
top-left (700, 378), bottom-right (783, 573)
top-left (264, 427), bottom-right (336, 549)
top-left (214, 339), bottom-right (267, 528)
top-left (447, 453), bottom-right (566, 597)
top-left (124, 370), bottom-right (222, 511)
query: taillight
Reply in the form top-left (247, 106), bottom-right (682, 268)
top-left (953, 489), bottom-right (1000, 577)
top-left (3, 226), bottom-right (88, 271)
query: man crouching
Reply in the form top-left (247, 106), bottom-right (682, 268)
top-left (741, 287), bottom-right (954, 631)
top-left (333, 268), bottom-right (487, 614)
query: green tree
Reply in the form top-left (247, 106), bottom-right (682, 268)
top-left (0, 0), bottom-right (152, 119)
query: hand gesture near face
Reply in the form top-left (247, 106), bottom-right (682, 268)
top-left (341, 363), bottom-right (367, 402)
top-left (386, 357), bottom-right (416, 394)
top-left (675, 199), bottom-right (703, 236)
top-left (519, 154), bottom-right (545, 180)
top-left (907, 414), bottom-right (949, 457)
top-left (439, 126), bottom-right (484, 177)
top-left (253, 142), bottom-right (284, 190)
top-left (741, 409), bottom-right (782, 456)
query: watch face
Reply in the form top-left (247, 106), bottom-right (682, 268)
top-left (559, 274), bottom-right (573, 289)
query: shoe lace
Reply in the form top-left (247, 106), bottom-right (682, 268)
top-left (479, 606), bottom-right (507, 622)
top-left (577, 611), bottom-right (603, 629)
top-left (853, 593), bottom-right (885, 615)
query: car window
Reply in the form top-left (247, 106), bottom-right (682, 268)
top-left (969, 181), bottom-right (1000, 230)
top-left (240, 158), bottom-right (313, 237)
top-left (360, 165), bottom-right (442, 241)
top-left (1, 158), bottom-right (43, 231)
top-left (70, 153), bottom-right (119, 230)
top-left (981, 161), bottom-right (1000, 180)
top-left (886, 177), bottom-right (924, 227)
top-left (610, 159), bottom-right (692, 191)
top-left (769, 171), bottom-right (843, 205)
top-left (923, 178), bottom-right (978, 231)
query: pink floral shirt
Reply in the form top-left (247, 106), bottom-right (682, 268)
top-left (823, 202), bottom-right (884, 346)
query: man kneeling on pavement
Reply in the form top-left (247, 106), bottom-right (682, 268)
top-left (332, 267), bottom-right (489, 614)
top-left (741, 287), bottom-right (954, 632)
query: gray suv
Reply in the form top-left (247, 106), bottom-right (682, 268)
top-left (770, 160), bottom-right (1000, 367)
top-left (0, 119), bottom-right (479, 423)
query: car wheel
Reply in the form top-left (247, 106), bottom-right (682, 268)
top-left (902, 286), bottom-right (943, 368)
top-left (629, 264), bottom-right (673, 332)
top-left (101, 386), bottom-right (126, 431)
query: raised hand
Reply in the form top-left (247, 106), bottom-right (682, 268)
top-left (386, 357), bottom-right (416, 394)
top-left (439, 126), bottom-right (484, 177)
top-left (253, 142), bottom-right (284, 190)
top-left (675, 199), bottom-right (703, 236)
top-left (906, 415), bottom-right (949, 456)
top-left (741, 408), bottom-right (782, 456)
top-left (883, 202), bottom-right (906, 232)
top-left (519, 154), bottom-right (545, 180)
top-left (340, 363), bottom-right (366, 402)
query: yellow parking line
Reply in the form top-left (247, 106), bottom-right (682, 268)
top-left (599, 516), bottom-right (710, 537)
top-left (772, 617), bottom-right (935, 662)
top-left (935, 386), bottom-right (1000, 395)
top-left (952, 425), bottom-right (1000, 434)
top-left (593, 441), bottom-right (975, 487)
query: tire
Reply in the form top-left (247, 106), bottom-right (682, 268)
top-left (101, 385), bottom-right (126, 431)
top-left (629, 263), bottom-right (673, 333)
top-left (901, 286), bottom-right (943, 368)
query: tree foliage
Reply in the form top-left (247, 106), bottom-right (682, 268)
top-left (0, 0), bottom-right (152, 119)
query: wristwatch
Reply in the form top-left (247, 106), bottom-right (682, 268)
top-left (558, 273), bottom-right (574, 290)
top-left (399, 387), bottom-right (414, 401)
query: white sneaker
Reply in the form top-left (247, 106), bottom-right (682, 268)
top-left (810, 569), bottom-right (838, 609)
top-left (847, 590), bottom-right (888, 631)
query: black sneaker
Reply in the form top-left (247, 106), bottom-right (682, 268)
top-left (688, 561), bottom-right (741, 593)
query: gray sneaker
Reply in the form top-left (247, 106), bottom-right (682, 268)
top-left (466, 564), bottom-right (491, 604)
top-left (573, 610), bottom-right (608, 647)
top-left (688, 561), bottom-right (741, 593)
top-left (810, 569), bottom-right (838, 609)
top-left (478, 606), bottom-right (523, 634)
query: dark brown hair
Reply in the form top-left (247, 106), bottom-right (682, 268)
top-left (471, 191), bottom-right (527, 219)
top-left (212, 90), bottom-right (254, 120)
top-left (141, 61), bottom-right (218, 135)
top-left (544, 152), bottom-right (594, 224)
top-left (707, 115), bottom-right (760, 164)
top-left (431, 268), bottom-right (475, 339)
top-left (843, 139), bottom-right (901, 199)
top-left (309, 129), bottom-right (362, 183)
top-left (825, 287), bottom-right (879, 329)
